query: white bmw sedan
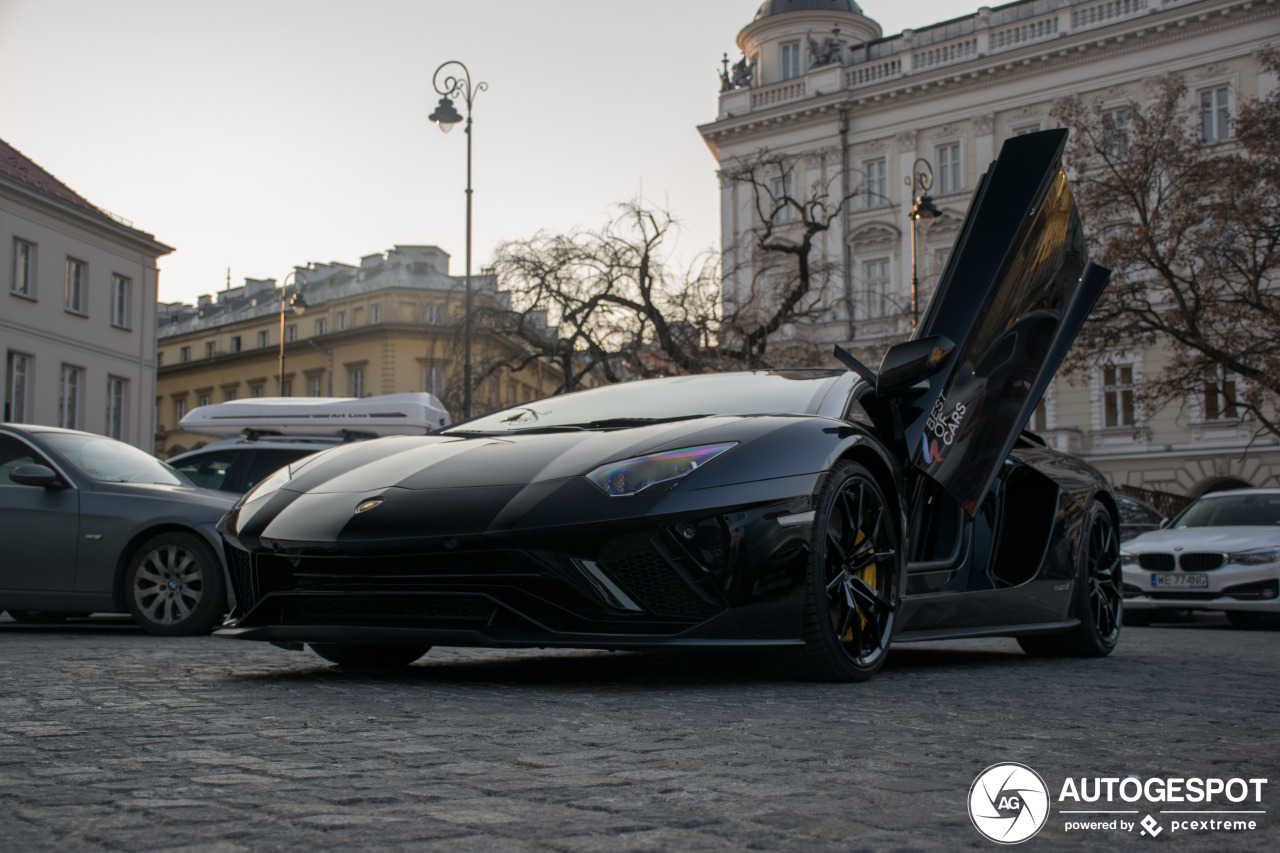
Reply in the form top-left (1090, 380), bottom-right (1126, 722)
top-left (1121, 489), bottom-right (1280, 628)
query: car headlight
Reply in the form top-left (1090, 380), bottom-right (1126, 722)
top-left (1228, 547), bottom-right (1280, 566)
top-left (585, 443), bottom-right (737, 497)
top-left (1120, 552), bottom-right (1138, 567)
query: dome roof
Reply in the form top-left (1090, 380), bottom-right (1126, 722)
top-left (755, 0), bottom-right (863, 19)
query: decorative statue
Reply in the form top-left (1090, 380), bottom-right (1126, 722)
top-left (720, 53), bottom-right (734, 92)
top-left (731, 55), bottom-right (755, 89)
top-left (808, 26), bottom-right (846, 68)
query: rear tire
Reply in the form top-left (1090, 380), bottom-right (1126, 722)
top-left (789, 460), bottom-right (900, 682)
top-left (1019, 500), bottom-right (1122, 657)
top-left (310, 644), bottom-right (431, 669)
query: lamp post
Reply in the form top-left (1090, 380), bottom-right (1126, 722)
top-left (908, 157), bottom-right (940, 331)
top-left (278, 271), bottom-right (307, 396)
top-left (429, 60), bottom-right (487, 419)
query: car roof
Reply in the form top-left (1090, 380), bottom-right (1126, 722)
top-left (1193, 488), bottom-right (1280, 499)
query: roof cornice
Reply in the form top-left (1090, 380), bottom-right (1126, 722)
top-left (0, 172), bottom-right (173, 257)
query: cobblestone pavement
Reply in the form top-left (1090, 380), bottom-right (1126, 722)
top-left (0, 613), bottom-right (1276, 852)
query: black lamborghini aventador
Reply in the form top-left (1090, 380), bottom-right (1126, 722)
top-left (216, 129), bottom-right (1123, 681)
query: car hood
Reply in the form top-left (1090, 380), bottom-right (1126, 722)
top-left (280, 417), bottom-right (751, 495)
top-left (1122, 527), bottom-right (1280, 553)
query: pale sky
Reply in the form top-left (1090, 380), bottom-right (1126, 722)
top-left (1, 0), bottom-right (974, 306)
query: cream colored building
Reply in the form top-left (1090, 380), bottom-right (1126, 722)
top-left (2, 137), bottom-right (173, 450)
top-left (701, 0), bottom-right (1280, 498)
top-left (155, 245), bottom-right (564, 457)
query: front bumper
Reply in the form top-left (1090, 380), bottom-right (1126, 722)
top-left (1121, 561), bottom-right (1280, 612)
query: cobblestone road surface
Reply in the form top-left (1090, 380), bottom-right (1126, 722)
top-left (0, 613), bottom-right (1276, 852)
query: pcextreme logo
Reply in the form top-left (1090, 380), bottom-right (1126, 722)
top-left (968, 764), bottom-right (1270, 844)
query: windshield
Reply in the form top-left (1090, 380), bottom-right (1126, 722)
top-left (1173, 493), bottom-right (1280, 528)
top-left (446, 370), bottom-right (845, 435)
top-left (41, 433), bottom-right (188, 486)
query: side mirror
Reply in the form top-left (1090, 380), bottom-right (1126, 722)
top-left (1159, 517), bottom-right (1170, 530)
top-left (877, 335), bottom-right (955, 399)
top-left (10, 464), bottom-right (62, 488)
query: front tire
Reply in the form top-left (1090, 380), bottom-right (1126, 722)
top-left (1019, 500), bottom-right (1122, 657)
top-left (310, 644), bottom-right (431, 669)
top-left (792, 460), bottom-right (900, 682)
top-left (125, 533), bottom-right (226, 636)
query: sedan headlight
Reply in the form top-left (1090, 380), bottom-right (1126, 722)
top-left (1120, 552), bottom-right (1138, 567)
top-left (585, 443), bottom-right (737, 497)
top-left (1228, 547), bottom-right (1280, 566)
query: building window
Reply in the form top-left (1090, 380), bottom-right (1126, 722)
top-left (1032, 397), bottom-right (1048, 432)
top-left (308, 374), bottom-right (322, 397)
top-left (863, 258), bottom-right (891, 318)
top-left (315, 318), bottom-right (327, 335)
top-left (1012, 124), bottom-right (1040, 136)
top-left (1200, 86), bottom-right (1231, 143)
top-left (370, 304), bottom-right (381, 324)
top-left (337, 311), bottom-right (347, 331)
top-left (106, 376), bottom-right (127, 440)
top-left (865, 159), bottom-right (888, 208)
top-left (174, 397), bottom-right (186, 424)
top-left (58, 365), bottom-right (81, 429)
top-left (65, 258), bottom-right (86, 314)
top-left (230, 336), bottom-right (241, 353)
top-left (936, 143), bottom-right (961, 195)
top-left (1103, 364), bottom-right (1135, 427)
top-left (180, 346), bottom-right (191, 362)
top-left (251, 384), bottom-right (264, 398)
top-left (5, 352), bottom-right (31, 422)
top-left (205, 341), bottom-right (216, 358)
top-left (1102, 108), bottom-right (1130, 159)
top-left (771, 176), bottom-right (795, 224)
top-left (12, 239), bottom-right (35, 298)
top-left (780, 41), bottom-right (802, 80)
top-left (257, 330), bottom-right (269, 348)
top-left (110, 275), bottom-right (130, 328)
top-left (285, 324), bottom-right (297, 342)
top-left (349, 367), bottom-right (364, 397)
top-left (198, 393), bottom-right (211, 408)
top-left (1203, 369), bottom-right (1239, 422)
top-left (281, 379), bottom-right (292, 397)
top-left (424, 366), bottom-right (445, 397)
top-left (224, 389), bottom-right (237, 402)
top-left (157, 351), bottom-right (164, 367)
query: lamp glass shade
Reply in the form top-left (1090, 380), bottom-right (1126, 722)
top-left (430, 96), bottom-right (463, 132)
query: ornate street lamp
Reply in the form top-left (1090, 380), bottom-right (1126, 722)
top-left (278, 271), bottom-right (307, 395)
top-left (908, 157), bottom-right (940, 331)
top-left (430, 60), bottom-right (487, 418)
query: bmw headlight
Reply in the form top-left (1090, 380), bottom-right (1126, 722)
top-left (585, 443), bottom-right (737, 497)
top-left (1228, 547), bottom-right (1280, 566)
top-left (1120, 552), bottom-right (1138, 567)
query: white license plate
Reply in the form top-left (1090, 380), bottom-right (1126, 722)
top-left (1151, 573), bottom-right (1208, 589)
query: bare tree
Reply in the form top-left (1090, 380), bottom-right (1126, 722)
top-left (1054, 53), bottom-right (1280, 437)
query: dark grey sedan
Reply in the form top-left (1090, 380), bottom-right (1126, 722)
top-left (0, 424), bottom-right (237, 635)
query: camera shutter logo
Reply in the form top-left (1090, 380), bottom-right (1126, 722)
top-left (969, 763), bottom-right (1051, 844)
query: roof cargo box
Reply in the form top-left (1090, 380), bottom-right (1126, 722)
top-left (178, 393), bottom-right (449, 438)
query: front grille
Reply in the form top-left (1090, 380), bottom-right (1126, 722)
top-left (597, 532), bottom-right (721, 620)
top-left (1138, 554), bottom-right (1175, 572)
top-left (1180, 553), bottom-right (1225, 572)
top-left (280, 595), bottom-right (495, 624)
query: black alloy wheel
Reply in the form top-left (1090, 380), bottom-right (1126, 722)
top-left (795, 460), bottom-right (900, 682)
top-left (1019, 499), bottom-right (1122, 657)
top-left (310, 644), bottom-right (432, 669)
top-left (124, 532), bottom-right (226, 636)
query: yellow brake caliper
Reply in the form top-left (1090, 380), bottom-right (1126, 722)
top-left (842, 528), bottom-right (876, 641)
